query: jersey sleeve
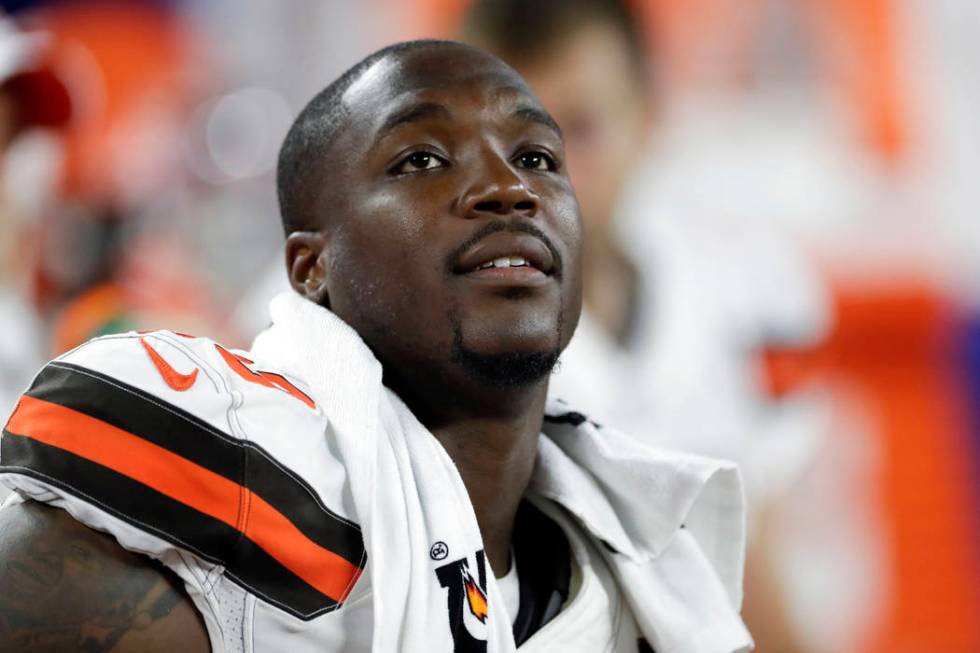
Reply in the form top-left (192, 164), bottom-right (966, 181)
top-left (0, 331), bottom-right (365, 624)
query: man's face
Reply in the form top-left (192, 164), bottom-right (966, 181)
top-left (312, 47), bottom-right (582, 389)
top-left (506, 22), bottom-right (651, 242)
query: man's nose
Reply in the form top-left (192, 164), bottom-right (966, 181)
top-left (456, 155), bottom-right (539, 219)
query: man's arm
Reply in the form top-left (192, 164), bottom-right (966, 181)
top-left (0, 500), bottom-right (210, 653)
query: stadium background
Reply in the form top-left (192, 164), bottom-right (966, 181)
top-left (0, 1), bottom-right (977, 652)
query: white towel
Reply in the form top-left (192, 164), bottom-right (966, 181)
top-left (251, 292), bottom-right (752, 653)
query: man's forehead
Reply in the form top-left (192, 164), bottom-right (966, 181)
top-left (341, 46), bottom-right (539, 125)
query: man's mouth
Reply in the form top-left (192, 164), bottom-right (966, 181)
top-left (452, 230), bottom-right (557, 279)
top-left (463, 251), bottom-right (547, 283)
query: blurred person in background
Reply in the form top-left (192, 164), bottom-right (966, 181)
top-left (5, 0), bottom-right (235, 359)
top-left (462, 1), bottom-right (831, 651)
top-left (0, 15), bottom-right (70, 418)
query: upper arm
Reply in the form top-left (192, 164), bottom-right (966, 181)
top-left (0, 500), bottom-right (210, 653)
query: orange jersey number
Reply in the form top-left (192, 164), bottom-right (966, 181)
top-left (215, 344), bottom-right (316, 410)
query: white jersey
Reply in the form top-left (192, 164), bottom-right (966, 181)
top-left (1, 299), bottom-right (752, 653)
top-left (1, 331), bottom-right (368, 652)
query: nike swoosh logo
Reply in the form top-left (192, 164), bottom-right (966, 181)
top-left (140, 337), bottom-right (199, 391)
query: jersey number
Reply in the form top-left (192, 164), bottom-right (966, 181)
top-left (215, 344), bottom-right (316, 409)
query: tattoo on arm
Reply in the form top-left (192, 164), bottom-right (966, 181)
top-left (0, 500), bottom-right (208, 652)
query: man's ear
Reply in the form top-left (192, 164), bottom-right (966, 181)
top-left (285, 231), bottom-right (330, 306)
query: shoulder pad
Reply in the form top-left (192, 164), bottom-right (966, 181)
top-left (0, 330), bottom-right (365, 620)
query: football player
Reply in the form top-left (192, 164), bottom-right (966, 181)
top-left (0, 41), bottom-right (751, 652)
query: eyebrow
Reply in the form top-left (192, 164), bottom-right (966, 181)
top-left (512, 105), bottom-right (562, 139)
top-left (376, 102), bottom-right (452, 143)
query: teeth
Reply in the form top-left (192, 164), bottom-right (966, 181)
top-left (475, 256), bottom-right (531, 271)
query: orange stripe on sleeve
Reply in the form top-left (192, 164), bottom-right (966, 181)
top-left (6, 395), bottom-right (362, 602)
top-left (7, 395), bottom-right (242, 527)
top-left (247, 493), bottom-right (363, 602)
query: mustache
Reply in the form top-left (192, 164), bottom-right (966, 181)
top-left (444, 220), bottom-right (562, 275)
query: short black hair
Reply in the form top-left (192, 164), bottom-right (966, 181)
top-left (461, 0), bottom-right (649, 83)
top-left (277, 39), bottom-right (463, 236)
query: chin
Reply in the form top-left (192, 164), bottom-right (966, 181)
top-left (450, 316), bottom-right (563, 388)
top-left (460, 314), bottom-right (562, 352)
top-left (452, 344), bottom-right (560, 388)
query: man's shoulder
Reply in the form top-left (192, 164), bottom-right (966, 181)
top-left (4, 330), bottom-right (332, 474)
top-left (1, 330), bottom-right (366, 622)
top-left (52, 330), bottom-right (320, 419)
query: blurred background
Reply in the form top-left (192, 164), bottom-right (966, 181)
top-left (0, 0), bottom-right (977, 651)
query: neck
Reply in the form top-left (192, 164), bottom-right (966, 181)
top-left (390, 374), bottom-right (548, 578)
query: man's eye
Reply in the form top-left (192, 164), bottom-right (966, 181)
top-left (515, 151), bottom-right (556, 171)
top-left (392, 152), bottom-right (445, 174)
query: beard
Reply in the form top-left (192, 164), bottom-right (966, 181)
top-left (449, 307), bottom-right (563, 388)
top-left (451, 345), bottom-right (561, 388)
